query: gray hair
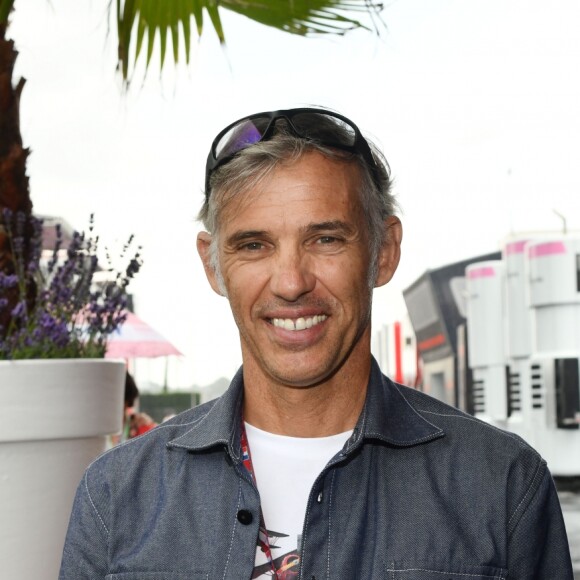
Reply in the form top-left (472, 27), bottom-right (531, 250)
top-left (198, 118), bottom-right (397, 291)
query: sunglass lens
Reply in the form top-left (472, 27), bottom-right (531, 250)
top-left (291, 113), bottom-right (357, 147)
top-left (215, 117), bottom-right (270, 161)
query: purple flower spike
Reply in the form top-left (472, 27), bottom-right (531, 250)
top-left (0, 212), bottom-right (142, 359)
top-left (11, 301), bottom-right (27, 319)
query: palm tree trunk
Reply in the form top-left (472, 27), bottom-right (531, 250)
top-left (0, 21), bottom-right (30, 214)
top-left (0, 18), bottom-right (32, 336)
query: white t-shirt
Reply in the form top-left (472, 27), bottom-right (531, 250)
top-left (244, 422), bottom-right (353, 579)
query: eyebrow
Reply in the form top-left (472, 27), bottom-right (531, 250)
top-left (225, 221), bottom-right (356, 247)
top-left (225, 230), bottom-right (267, 247)
top-left (302, 220), bottom-right (356, 236)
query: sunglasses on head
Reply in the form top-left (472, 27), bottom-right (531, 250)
top-left (204, 107), bottom-right (381, 200)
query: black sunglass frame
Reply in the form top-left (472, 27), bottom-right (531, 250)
top-left (204, 108), bottom-right (380, 200)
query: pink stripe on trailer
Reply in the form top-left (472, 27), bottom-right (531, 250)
top-left (467, 266), bottom-right (496, 279)
top-left (504, 240), bottom-right (528, 255)
top-left (528, 241), bottom-right (567, 259)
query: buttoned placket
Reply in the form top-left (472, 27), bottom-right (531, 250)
top-left (227, 463), bottom-right (262, 579)
top-left (297, 445), bottom-right (356, 580)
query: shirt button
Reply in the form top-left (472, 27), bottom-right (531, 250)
top-left (317, 491), bottom-right (323, 503)
top-left (237, 509), bottom-right (253, 525)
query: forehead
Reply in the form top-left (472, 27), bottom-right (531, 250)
top-left (218, 152), bottom-right (365, 231)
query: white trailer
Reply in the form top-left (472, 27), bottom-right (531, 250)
top-left (465, 237), bottom-right (580, 476)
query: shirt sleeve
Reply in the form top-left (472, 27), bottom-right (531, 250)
top-left (59, 471), bottom-right (109, 579)
top-left (507, 463), bottom-right (574, 579)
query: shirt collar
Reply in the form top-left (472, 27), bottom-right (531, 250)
top-left (166, 366), bottom-right (245, 461)
top-left (343, 357), bottom-right (444, 454)
top-left (167, 358), bottom-right (444, 457)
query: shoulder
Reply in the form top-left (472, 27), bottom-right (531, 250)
top-left (392, 382), bottom-right (548, 516)
top-left (397, 382), bottom-right (539, 455)
top-left (391, 382), bottom-right (553, 530)
top-left (87, 398), bottom-right (220, 478)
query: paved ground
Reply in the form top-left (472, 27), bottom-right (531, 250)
top-left (559, 487), bottom-right (580, 578)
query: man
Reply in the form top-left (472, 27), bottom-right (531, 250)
top-left (60, 108), bottom-right (573, 579)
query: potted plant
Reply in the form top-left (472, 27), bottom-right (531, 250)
top-left (0, 209), bottom-right (142, 579)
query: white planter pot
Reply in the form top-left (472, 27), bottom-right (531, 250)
top-left (0, 359), bottom-right (125, 580)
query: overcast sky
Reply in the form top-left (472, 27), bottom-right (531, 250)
top-left (9, 0), bottom-right (580, 388)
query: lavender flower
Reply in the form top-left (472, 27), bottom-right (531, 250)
top-left (0, 273), bottom-right (18, 289)
top-left (11, 301), bottom-right (27, 319)
top-left (0, 212), bottom-right (142, 359)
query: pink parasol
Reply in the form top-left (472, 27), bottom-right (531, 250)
top-left (105, 311), bottom-right (182, 359)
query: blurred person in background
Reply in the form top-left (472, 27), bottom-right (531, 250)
top-left (121, 371), bottom-right (157, 442)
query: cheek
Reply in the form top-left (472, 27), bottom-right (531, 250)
top-left (224, 266), bottom-right (267, 312)
top-left (318, 254), bottom-right (371, 294)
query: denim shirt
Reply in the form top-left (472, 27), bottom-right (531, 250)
top-left (60, 360), bottom-right (573, 579)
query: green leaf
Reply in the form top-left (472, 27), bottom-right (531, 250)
top-left (170, 21), bottom-right (179, 63)
top-left (181, 1), bottom-right (192, 64)
top-left (118, 0), bottom-right (138, 79)
top-left (171, 0), bottom-right (185, 63)
top-left (0, 0), bottom-right (15, 24)
top-left (134, 12), bottom-right (147, 63)
top-left (205, 0), bottom-right (224, 44)
top-left (116, 0), bottom-right (383, 82)
top-left (191, 0), bottom-right (204, 37)
top-left (158, 3), bottom-right (168, 69)
top-left (220, 0), bottom-right (375, 36)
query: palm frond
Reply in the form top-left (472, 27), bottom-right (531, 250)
top-left (116, 0), bottom-right (384, 82)
top-left (221, 0), bottom-right (382, 36)
top-left (0, 0), bottom-right (16, 24)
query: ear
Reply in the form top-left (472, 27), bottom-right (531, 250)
top-left (196, 231), bottom-right (225, 296)
top-left (374, 216), bottom-right (402, 288)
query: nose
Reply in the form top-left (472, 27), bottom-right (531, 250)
top-left (269, 245), bottom-right (316, 302)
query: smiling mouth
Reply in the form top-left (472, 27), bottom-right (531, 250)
top-left (270, 315), bottom-right (328, 331)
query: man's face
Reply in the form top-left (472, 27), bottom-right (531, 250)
top-left (198, 151), bottom-right (400, 388)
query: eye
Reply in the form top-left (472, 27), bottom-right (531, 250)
top-left (317, 236), bottom-right (340, 245)
top-left (239, 241), bottom-right (265, 252)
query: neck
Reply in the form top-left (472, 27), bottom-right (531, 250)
top-left (242, 347), bottom-right (371, 438)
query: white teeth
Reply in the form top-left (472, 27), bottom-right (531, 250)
top-left (271, 315), bottom-right (327, 331)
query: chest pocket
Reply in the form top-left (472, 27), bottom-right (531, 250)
top-left (106, 574), bottom-right (208, 580)
top-left (385, 564), bottom-right (507, 580)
